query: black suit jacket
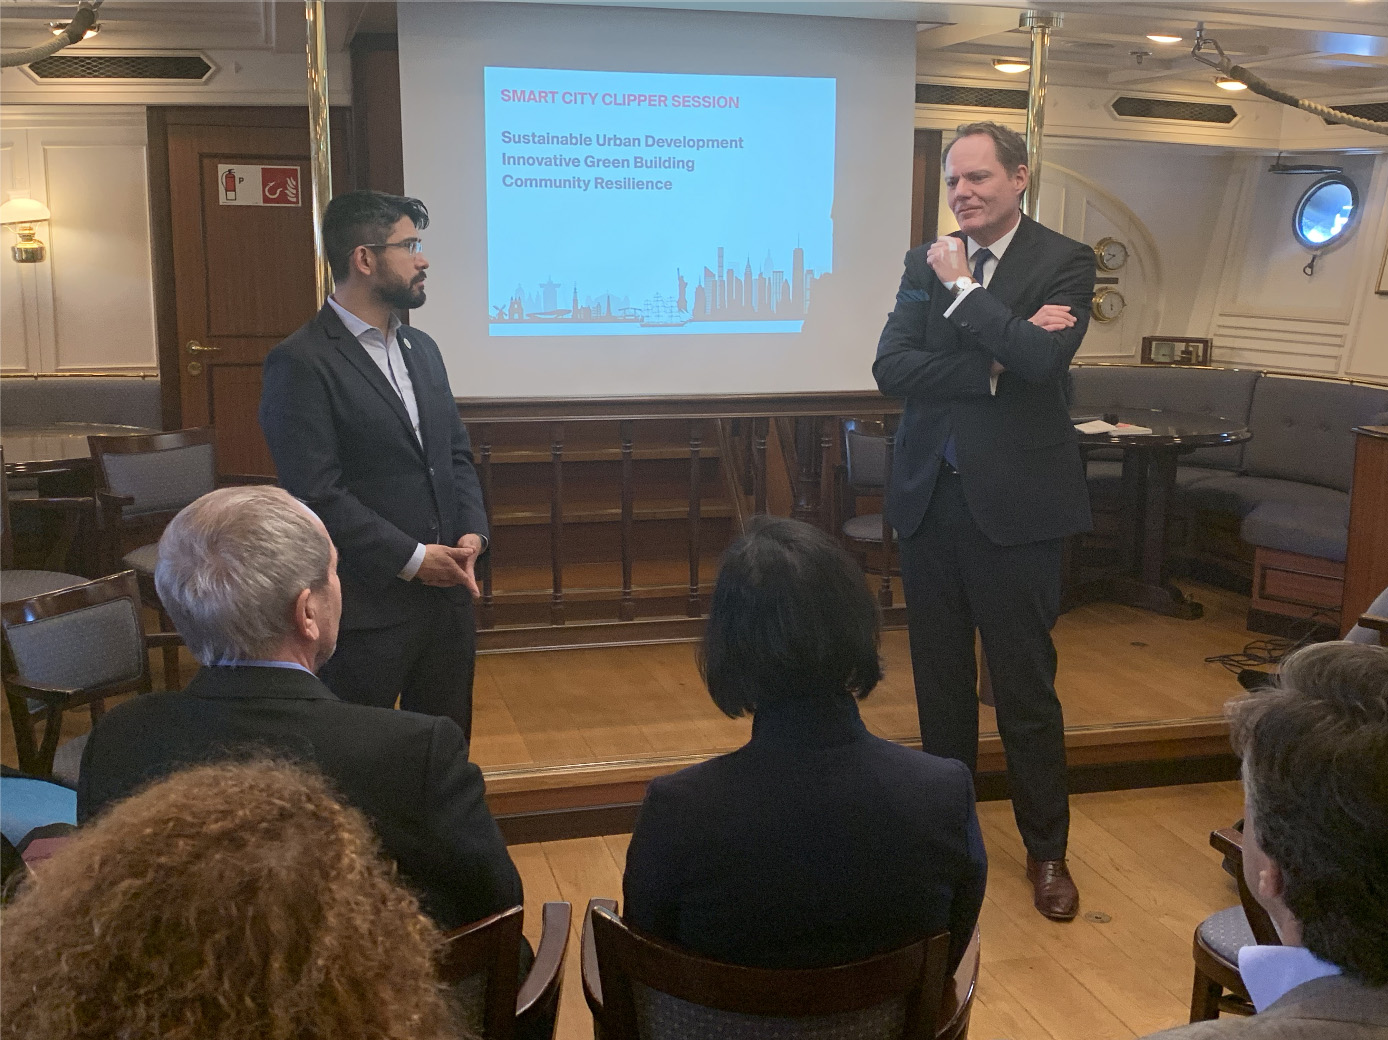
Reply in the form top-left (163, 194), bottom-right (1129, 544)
top-left (873, 214), bottom-right (1094, 544)
top-left (622, 694), bottom-right (987, 972)
top-left (259, 304), bottom-right (488, 630)
top-left (77, 665), bottom-right (521, 931)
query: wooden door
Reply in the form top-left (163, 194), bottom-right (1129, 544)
top-left (151, 108), bottom-right (352, 477)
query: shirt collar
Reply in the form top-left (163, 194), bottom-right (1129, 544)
top-left (212, 660), bottom-right (315, 675)
top-left (966, 213), bottom-right (1022, 263)
top-left (326, 294), bottom-right (401, 343)
top-left (1237, 945), bottom-right (1341, 1012)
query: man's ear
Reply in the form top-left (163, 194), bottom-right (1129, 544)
top-left (291, 586), bottom-right (317, 643)
top-left (1013, 162), bottom-right (1030, 195)
top-left (1256, 857), bottom-right (1286, 904)
top-left (348, 243), bottom-right (374, 280)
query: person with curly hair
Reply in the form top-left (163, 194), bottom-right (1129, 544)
top-left (1, 759), bottom-right (458, 1040)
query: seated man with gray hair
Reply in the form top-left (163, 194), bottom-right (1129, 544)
top-left (1145, 641), bottom-right (1388, 1039)
top-left (77, 485), bottom-right (522, 933)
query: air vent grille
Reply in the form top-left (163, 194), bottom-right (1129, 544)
top-left (1111, 96), bottom-right (1237, 124)
top-left (27, 54), bottom-right (212, 81)
top-left (1321, 102), bottom-right (1388, 125)
top-left (915, 83), bottom-right (1027, 110)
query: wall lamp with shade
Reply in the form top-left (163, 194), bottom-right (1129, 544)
top-left (0, 197), bottom-right (52, 263)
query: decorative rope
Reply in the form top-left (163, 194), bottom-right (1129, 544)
top-left (1, 2), bottom-right (100, 70)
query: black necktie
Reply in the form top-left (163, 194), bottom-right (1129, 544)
top-left (971, 247), bottom-right (994, 286)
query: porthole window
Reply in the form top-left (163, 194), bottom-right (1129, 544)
top-left (1293, 175), bottom-right (1359, 250)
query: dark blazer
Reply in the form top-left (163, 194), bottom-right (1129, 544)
top-left (259, 303), bottom-right (488, 630)
top-left (1143, 974), bottom-right (1387, 1039)
top-left (77, 665), bottom-right (522, 931)
top-left (622, 694), bottom-right (987, 972)
top-left (873, 214), bottom-right (1095, 544)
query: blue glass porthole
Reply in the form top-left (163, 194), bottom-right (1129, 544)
top-left (1294, 175), bottom-right (1358, 249)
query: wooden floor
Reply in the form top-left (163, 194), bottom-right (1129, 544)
top-left (473, 579), bottom-right (1258, 774)
top-left (2, 580), bottom-right (1259, 782)
top-left (518, 780), bottom-right (1246, 1040)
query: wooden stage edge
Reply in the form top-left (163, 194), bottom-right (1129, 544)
top-left (487, 714), bottom-right (1237, 845)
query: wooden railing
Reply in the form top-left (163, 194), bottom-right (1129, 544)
top-left (458, 393), bottom-right (902, 649)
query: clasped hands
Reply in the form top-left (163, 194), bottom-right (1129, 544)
top-left (924, 235), bottom-right (1078, 379)
top-left (416, 535), bottom-right (484, 595)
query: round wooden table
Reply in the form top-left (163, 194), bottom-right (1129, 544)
top-left (1071, 408), bottom-right (1252, 619)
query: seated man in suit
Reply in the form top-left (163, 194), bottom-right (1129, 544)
top-left (622, 517), bottom-right (987, 973)
top-left (1145, 641), bottom-right (1388, 1039)
top-left (77, 485), bottom-right (522, 933)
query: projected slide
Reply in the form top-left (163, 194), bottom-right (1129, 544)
top-left (484, 68), bottom-right (836, 337)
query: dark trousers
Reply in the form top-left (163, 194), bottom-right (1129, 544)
top-left (898, 466), bottom-right (1070, 861)
top-left (319, 589), bottom-right (477, 742)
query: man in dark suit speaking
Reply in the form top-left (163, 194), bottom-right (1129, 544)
top-left (873, 122), bottom-right (1095, 921)
top-left (260, 191), bottom-right (486, 738)
top-left (78, 486), bottom-right (522, 932)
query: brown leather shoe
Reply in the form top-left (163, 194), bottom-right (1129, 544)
top-left (1026, 855), bottom-right (1079, 921)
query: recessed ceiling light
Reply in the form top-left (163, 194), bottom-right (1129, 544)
top-left (1215, 76), bottom-right (1248, 91)
top-left (993, 59), bottom-right (1031, 74)
top-left (49, 20), bottom-right (100, 39)
top-left (1146, 34), bottom-right (1183, 44)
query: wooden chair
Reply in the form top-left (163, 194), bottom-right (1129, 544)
top-left (835, 419), bottom-right (897, 607)
top-left (438, 901), bottom-right (572, 1040)
top-left (581, 898), bottom-right (979, 1040)
top-left (1, 570), bottom-right (177, 776)
top-left (1189, 826), bottom-right (1281, 1022)
top-left (88, 427), bottom-right (218, 686)
top-left (1, 447), bottom-right (89, 605)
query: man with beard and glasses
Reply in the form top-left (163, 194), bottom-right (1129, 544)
top-left (260, 191), bottom-right (488, 740)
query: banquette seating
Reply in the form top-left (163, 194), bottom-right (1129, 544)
top-left (0, 376), bottom-right (162, 431)
top-left (1070, 365), bottom-right (1388, 631)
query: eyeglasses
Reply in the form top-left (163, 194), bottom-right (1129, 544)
top-left (361, 238), bottom-right (424, 255)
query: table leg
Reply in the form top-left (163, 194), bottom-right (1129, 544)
top-left (1111, 448), bottom-right (1204, 619)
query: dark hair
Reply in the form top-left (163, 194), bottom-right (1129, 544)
top-left (1229, 641), bottom-right (1388, 984)
top-left (322, 190), bottom-right (430, 281)
top-left (698, 516), bottom-right (882, 717)
top-left (942, 121), bottom-right (1028, 176)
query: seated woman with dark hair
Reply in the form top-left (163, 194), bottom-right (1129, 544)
top-left (622, 516), bottom-right (988, 971)
top-left (1, 760), bottom-right (460, 1040)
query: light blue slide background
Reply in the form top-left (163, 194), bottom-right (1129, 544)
top-left (484, 67), bottom-right (835, 337)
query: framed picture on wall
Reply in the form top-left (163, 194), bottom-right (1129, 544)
top-left (1378, 234), bottom-right (1388, 295)
top-left (1141, 336), bottom-right (1212, 366)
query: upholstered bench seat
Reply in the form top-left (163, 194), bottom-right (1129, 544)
top-left (1178, 473), bottom-right (1350, 520)
top-left (1240, 499), bottom-right (1351, 563)
top-left (1083, 460), bottom-right (1224, 506)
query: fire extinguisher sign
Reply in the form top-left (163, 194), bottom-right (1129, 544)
top-left (216, 165), bottom-right (302, 207)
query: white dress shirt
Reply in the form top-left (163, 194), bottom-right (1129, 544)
top-left (326, 295), bottom-right (428, 581)
top-left (1238, 944), bottom-right (1341, 1012)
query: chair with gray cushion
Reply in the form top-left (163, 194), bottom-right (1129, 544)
top-left (1, 447), bottom-right (86, 606)
top-left (836, 419), bottom-right (897, 607)
top-left (582, 898), bottom-right (978, 1040)
top-left (438, 901), bottom-right (572, 1040)
top-left (1, 571), bottom-right (176, 776)
top-left (1346, 586), bottom-right (1388, 646)
top-left (89, 427), bottom-right (218, 685)
top-left (1190, 826), bottom-right (1281, 1022)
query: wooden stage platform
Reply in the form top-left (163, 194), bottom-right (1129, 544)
top-left (4, 580), bottom-right (1263, 836)
top-left (475, 579), bottom-right (1258, 840)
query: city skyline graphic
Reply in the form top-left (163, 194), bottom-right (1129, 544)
top-left (490, 240), bottom-right (825, 330)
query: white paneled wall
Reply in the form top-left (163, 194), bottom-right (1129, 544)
top-left (0, 107), bottom-right (157, 374)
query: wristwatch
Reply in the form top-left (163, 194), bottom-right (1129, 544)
top-left (949, 276), bottom-right (978, 296)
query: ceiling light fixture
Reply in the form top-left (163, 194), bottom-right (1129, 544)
top-left (1146, 34), bottom-right (1183, 44)
top-left (49, 20), bottom-right (100, 40)
top-left (1215, 76), bottom-right (1248, 91)
top-left (993, 58), bottom-right (1031, 74)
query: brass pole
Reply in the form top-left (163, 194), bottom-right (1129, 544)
top-left (1020, 11), bottom-right (1062, 220)
top-left (306, 0), bottom-right (333, 305)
